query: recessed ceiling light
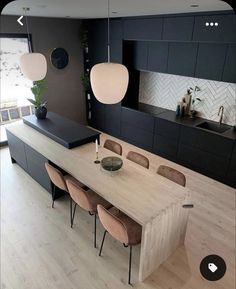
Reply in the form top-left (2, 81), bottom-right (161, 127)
top-left (66, 16), bottom-right (71, 18)
top-left (190, 4), bottom-right (199, 7)
top-left (112, 11), bottom-right (118, 14)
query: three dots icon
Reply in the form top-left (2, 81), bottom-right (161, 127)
top-left (205, 22), bottom-right (219, 27)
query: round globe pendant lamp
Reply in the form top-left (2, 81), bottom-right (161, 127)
top-left (90, 0), bottom-right (129, 104)
top-left (20, 8), bottom-right (47, 81)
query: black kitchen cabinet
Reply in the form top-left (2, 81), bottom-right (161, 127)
top-left (162, 16), bottom-right (194, 41)
top-left (226, 142), bottom-right (236, 187)
top-left (123, 18), bottom-right (163, 41)
top-left (121, 107), bottom-right (154, 151)
top-left (222, 44), bottom-right (236, 83)
top-left (132, 41), bottom-right (148, 71)
top-left (153, 118), bottom-right (180, 160)
top-left (110, 19), bottom-right (123, 63)
top-left (179, 126), bottom-right (234, 159)
top-left (167, 42), bottom-right (198, 77)
top-left (110, 39), bottom-right (123, 63)
top-left (104, 103), bottom-right (121, 137)
top-left (177, 143), bottom-right (230, 179)
top-left (195, 43), bottom-right (228, 81)
top-left (90, 96), bottom-right (105, 131)
top-left (148, 42), bottom-right (168, 73)
top-left (193, 13), bottom-right (236, 43)
top-left (25, 144), bottom-right (51, 192)
top-left (6, 130), bottom-right (28, 171)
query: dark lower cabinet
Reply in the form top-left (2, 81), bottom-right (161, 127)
top-left (25, 144), bottom-right (51, 192)
top-left (6, 130), bottom-right (28, 171)
top-left (7, 130), bottom-right (52, 193)
top-left (177, 143), bottom-right (230, 180)
top-left (90, 96), bottom-right (106, 131)
top-left (104, 103), bottom-right (121, 138)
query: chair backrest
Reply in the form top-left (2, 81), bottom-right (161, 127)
top-left (157, 165), bottom-right (186, 187)
top-left (104, 139), bottom-right (122, 156)
top-left (45, 162), bottom-right (67, 191)
top-left (126, 151), bottom-right (149, 169)
top-left (66, 178), bottom-right (92, 212)
top-left (97, 205), bottom-right (129, 245)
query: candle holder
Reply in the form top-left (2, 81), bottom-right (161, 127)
top-left (94, 152), bottom-right (100, 164)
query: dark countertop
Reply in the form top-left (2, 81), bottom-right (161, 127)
top-left (23, 112), bottom-right (100, 149)
top-left (126, 102), bottom-right (236, 140)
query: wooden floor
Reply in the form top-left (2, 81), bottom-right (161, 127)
top-left (1, 133), bottom-right (235, 289)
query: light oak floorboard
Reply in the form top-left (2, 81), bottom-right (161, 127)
top-left (1, 131), bottom-right (235, 289)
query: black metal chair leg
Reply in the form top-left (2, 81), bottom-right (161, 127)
top-left (128, 246), bottom-right (133, 285)
top-left (52, 185), bottom-right (56, 208)
top-left (94, 214), bottom-right (97, 248)
top-left (99, 230), bottom-right (107, 256)
top-left (70, 199), bottom-right (77, 228)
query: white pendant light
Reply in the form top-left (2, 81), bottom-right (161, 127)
top-left (20, 8), bottom-right (47, 81)
top-left (90, 0), bottom-right (129, 104)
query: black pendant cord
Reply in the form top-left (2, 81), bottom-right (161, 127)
top-left (107, 0), bottom-right (110, 63)
top-left (23, 8), bottom-right (32, 53)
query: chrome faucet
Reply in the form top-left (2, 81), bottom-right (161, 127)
top-left (218, 106), bottom-right (224, 125)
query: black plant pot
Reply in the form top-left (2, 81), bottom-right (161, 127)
top-left (35, 106), bottom-right (47, 119)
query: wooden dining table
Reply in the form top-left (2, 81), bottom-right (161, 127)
top-left (6, 121), bottom-right (191, 282)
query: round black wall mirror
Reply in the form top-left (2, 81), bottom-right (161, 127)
top-left (51, 48), bottom-right (69, 69)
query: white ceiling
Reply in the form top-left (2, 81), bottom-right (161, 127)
top-left (2, 0), bottom-right (232, 19)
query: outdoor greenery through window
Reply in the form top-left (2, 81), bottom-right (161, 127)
top-left (0, 35), bottom-right (34, 142)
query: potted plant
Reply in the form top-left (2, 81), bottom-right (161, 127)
top-left (80, 28), bottom-right (88, 52)
top-left (189, 86), bottom-right (202, 118)
top-left (81, 73), bottom-right (90, 92)
top-left (28, 80), bottom-right (47, 119)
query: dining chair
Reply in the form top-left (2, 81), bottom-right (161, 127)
top-left (126, 151), bottom-right (149, 169)
top-left (45, 162), bottom-right (84, 208)
top-left (97, 204), bottom-right (142, 285)
top-left (104, 139), bottom-right (122, 156)
top-left (66, 178), bottom-right (112, 248)
top-left (157, 165), bottom-right (186, 187)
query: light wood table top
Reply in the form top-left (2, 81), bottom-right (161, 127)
top-left (7, 121), bottom-right (191, 226)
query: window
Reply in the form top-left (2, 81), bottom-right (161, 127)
top-left (0, 34), bottom-right (34, 143)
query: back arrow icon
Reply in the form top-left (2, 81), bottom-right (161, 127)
top-left (17, 16), bottom-right (24, 26)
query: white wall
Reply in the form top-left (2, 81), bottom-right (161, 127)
top-left (139, 72), bottom-right (236, 126)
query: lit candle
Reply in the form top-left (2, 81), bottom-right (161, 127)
top-left (95, 139), bottom-right (98, 153)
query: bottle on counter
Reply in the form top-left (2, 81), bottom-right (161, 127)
top-left (176, 102), bottom-right (181, 116)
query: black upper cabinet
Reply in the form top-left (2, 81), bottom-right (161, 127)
top-left (148, 42), bottom-right (168, 73)
top-left (167, 42), bottom-right (198, 76)
top-left (193, 14), bottom-right (236, 43)
top-left (110, 39), bottom-right (123, 63)
top-left (104, 103), bottom-right (121, 137)
top-left (222, 44), bottom-right (236, 83)
top-left (195, 43), bottom-right (227, 81)
top-left (162, 16), bottom-right (194, 41)
top-left (88, 19), bottom-right (107, 66)
top-left (133, 41), bottom-right (148, 70)
top-left (110, 19), bottom-right (123, 40)
top-left (123, 18), bottom-right (163, 40)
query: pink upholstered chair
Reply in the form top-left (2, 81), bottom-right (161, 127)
top-left (45, 162), bottom-right (84, 208)
top-left (104, 139), bottom-right (122, 156)
top-left (97, 204), bottom-right (142, 285)
top-left (66, 178), bottom-right (112, 248)
top-left (126, 151), bottom-right (149, 169)
top-left (157, 165), bottom-right (186, 187)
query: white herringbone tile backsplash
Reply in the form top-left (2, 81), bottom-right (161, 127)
top-left (139, 72), bottom-right (236, 126)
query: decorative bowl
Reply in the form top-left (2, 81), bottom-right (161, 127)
top-left (101, 156), bottom-right (123, 171)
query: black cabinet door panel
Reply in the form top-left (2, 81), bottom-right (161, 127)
top-left (195, 43), bottom-right (227, 81)
top-left (193, 14), bottom-right (236, 43)
top-left (90, 96), bottom-right (105, 131)
top-left (179, 126), bottom-right (234, 158)
top-left (25, 145), bottom-right (51, 192)
top-left (121, 123), bottom-right (154, 150)
top-left (104, 104), bottom-right (121, 137)
top-left (163, 16), bottom-right (194, 41)
top-left (6, 130), bottom-right (28, 171)
top-left (155, 118), bottom-right (180, 140)
top-left (153, 134), bottom-right (179, 159)
top-left (121, 107), bottom-right (154, 133)
top-left (133, 41), bottom-right (148, 70)
top-left (148, 42), bottom-right (168, 73)
top-left (123, 18), bottom-right (163, 40)
top-left (222, 44), bottom-right (236, 83)
top-left (110, 39), bottom-right (122, 63)
top-left (167, 42), bottom-right (198, 77)
top-left (177, 144), bottom-right (229, 177)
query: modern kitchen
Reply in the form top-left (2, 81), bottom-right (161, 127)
top-left (0, 1), bottom-right (235, 289)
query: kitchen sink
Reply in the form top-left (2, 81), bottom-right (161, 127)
top-left (196, 121), bottom-right (231, 133)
